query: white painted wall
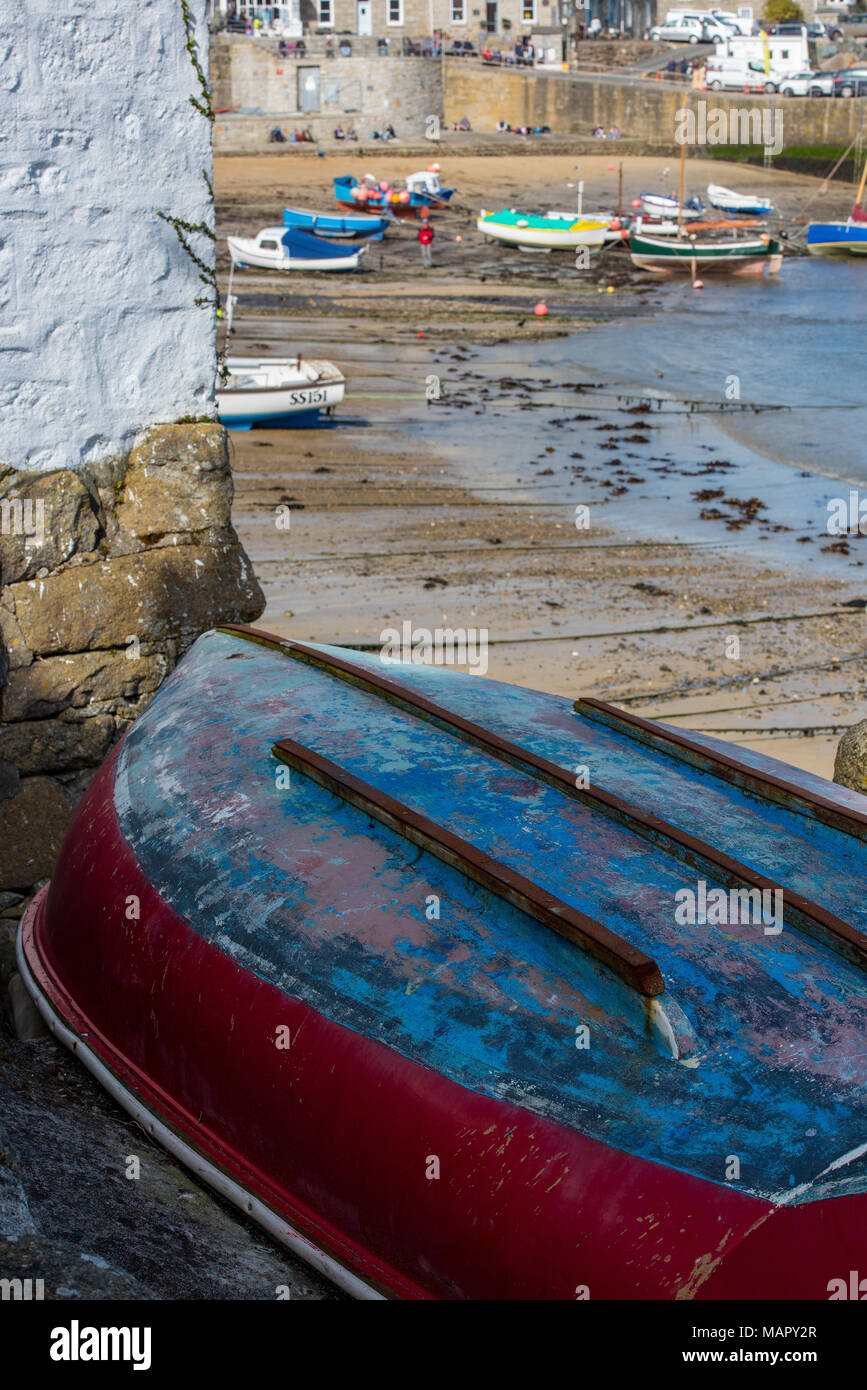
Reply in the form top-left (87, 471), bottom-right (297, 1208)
top-left (0, 0), bottom-right (216, 475)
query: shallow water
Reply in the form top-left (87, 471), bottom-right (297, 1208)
top-left (404, 257), bottom-right (867, 579)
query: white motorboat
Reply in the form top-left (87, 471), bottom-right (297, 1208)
top-left (227, 226), bottom-right (366, 272)
top-left (216, 357), bottom-right (346, 429)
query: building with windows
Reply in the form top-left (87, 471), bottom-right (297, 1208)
top-left (216, 0), bottom-right (574, 39)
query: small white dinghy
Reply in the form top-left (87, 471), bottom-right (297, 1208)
top-left (216, 357), bottom-right (346, 429)
top-left (707, 184), bottom-right (773, 217)
top-left (227, 226), bottom-right (366, 272)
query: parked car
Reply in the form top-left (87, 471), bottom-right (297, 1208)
top-left (765, 22), bottom-right (809, 37)
top-left (779, 68), bottom-right (836, 96)
top-left (806, 21), bottom-right (843, 39)
top-left (650, 16), bottom-right (713, 43)
top-left (834, 66), bottom-right (867, 95)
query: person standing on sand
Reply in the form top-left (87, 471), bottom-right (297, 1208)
top-left (418, 210), bottom-right (434, 269)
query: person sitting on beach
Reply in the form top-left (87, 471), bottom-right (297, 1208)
top-left (346, 127), bottom-right (358, 142)
top-left (592, 125), bottom-right (606, 138)
top-left (608, 125), bottom-right (621, 139)
top-left (277, 39), bottom-right (289, 57)
top-left (334, 126), bottom-right (345, 140)
top-left (457, 115), bottom-right (471, 131)
top-left (269, 126), bottom-right (286, 143)
top-left (496, 119), bottom-right (511, 132)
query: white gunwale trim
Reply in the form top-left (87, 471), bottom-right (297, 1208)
top-left (16, 922), bottom-right (384, 1302)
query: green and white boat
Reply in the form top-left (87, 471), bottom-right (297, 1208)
top-left (477, 208), bottom-right (612, 250)
top-left (628, 229), bottom-right (783, 276)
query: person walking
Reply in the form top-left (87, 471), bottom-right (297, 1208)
top-left (418, 210), bottom-right (434, 269)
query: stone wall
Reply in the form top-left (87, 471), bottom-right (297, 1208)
top-left (213, 36), bottom-right (444, 134)
top-left (0, 424), bottom-right (264, 898)
top-left (443, 61), bottom-right (867, 139)
top-left (0, 3), bottom-right (265, 907)
top-left (0, 0), bottom-right (218, 475)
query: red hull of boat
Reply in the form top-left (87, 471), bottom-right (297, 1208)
top-left (20, 742), bottom-right (867, 1300)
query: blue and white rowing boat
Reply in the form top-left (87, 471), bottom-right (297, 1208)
top-left (282, 206), bottom-right (389, 239)
top-left (707, 183), bottom-right (774, 217)
top-left (227, 226), bottom-right (366, 272)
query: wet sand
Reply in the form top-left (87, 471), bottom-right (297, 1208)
top-left (217, 153), bottom-right (867, 780)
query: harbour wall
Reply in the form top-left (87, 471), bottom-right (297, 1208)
top-left (212, 41), bottom-right (867, 151)
top-left (442, 63), bottom-right (867, 144)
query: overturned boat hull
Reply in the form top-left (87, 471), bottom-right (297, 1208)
top-left (18, 626), bottom-right (867, 1299)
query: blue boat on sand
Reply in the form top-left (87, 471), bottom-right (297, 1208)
top-left (18, 624), bottom-right (867, 1299)
top-left (808, 158), bottom-right (867, 257)
top-left (807, 220), bottom-right (867, 257)
top-left (283, 206), bottom-right (389, 239)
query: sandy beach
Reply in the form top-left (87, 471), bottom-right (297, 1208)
top-left (217, 152), bottom-right (867, 780)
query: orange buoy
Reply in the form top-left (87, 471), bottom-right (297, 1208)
top-left (693, 279), bottom-right (704, 290)
top-left (534, 302), bottom-right (548, 317)
top-left (418, 330), bottom-right (424, 337)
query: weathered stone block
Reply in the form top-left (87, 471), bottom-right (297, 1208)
top-left (0, 777), bottom-right (77, 891)
top-left (2, 650), bottom-right (166, 721)
top-left (0, 714), bottom-right (116, 774)
top-left (113, 423), bottom-right (233, 548)
top-left (9, 539), bottom-right (263, 656)
top-left (834, 719), bottom-right (867, 795)
top-left (0, 599), bottom-right (33, 670)
top-left (0, 469), bottom-right (101, 586)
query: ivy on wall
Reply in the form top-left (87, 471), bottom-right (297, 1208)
top-left (158, 0), bottom-right (218, 310)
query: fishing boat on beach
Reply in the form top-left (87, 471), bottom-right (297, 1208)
top-left (17, 625), bottom-right (867, 1299)
top-left (629, 229), bottom-right (783, 274)
top-left (476, 208), bottom-right (610, 249)
top-left (282, 206), bottom-right (390, 239)
top-left (335, 168), bottom-right (455, 217)
top-left (807, 156), bottom-right (867, 257)
top-left (216, 358), bottom-right (345, 429)
top-left (227, 226), bottom-right (366, 271)
top-left (707, 183), bottom-right (774, 217)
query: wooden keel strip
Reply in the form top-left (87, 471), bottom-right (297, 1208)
top-left (271, 738), bottom-right (665, 998)
top-left (577, 697), bottom-right (867, 844)
top-left (219, 626), bottom-right (867, 973)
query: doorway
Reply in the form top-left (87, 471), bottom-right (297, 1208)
top-left (357, 0), bottom-right (372, 35)
top-left (485, 1), bottom-right (498, 32)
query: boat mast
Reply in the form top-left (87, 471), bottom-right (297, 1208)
top-left (854, 155), bottom-right (867, 219)
top-left (677, 93), bottom-right (688, 242)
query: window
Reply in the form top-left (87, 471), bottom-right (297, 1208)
top-left (522, 0), bottom-right (536, 19)
top-left (318, 0), bottom-right (333, 23)
top-left (451, 0), bottom-right (466, 20)
top-left (387, 0), bottom-right (403, 22)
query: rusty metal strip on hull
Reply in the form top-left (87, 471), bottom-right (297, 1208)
top-left (271, 737), bottom-right (665, 998)
top-left (219, 625), bottom-right (867, 975)
top-left (577, 697), bottom-right (867, 844)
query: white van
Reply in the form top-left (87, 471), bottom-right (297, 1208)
top-left (651, 16), bottom-right (711, 42)
top-left (663, 10), bottom-right (737, 41)
top-left (710, 9), bottom-right (754, 35)
top-left (704, 55), bottom-right (790, 91)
